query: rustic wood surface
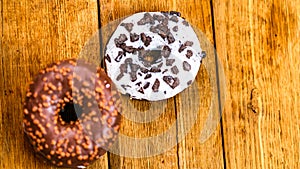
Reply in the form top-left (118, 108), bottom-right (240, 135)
top-left (1, 0), bottom-right (299, 169)
top-left (213, 0), bottom-right (300, 168)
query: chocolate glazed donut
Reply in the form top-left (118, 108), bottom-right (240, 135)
top-left (23, 59), bottom-right (121, 168)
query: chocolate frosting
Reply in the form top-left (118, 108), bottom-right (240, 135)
top-left (23, 59), bottom-right (121, 168)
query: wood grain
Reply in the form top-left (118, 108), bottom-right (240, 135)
top-left (213, 0), bottom-right (300, 168)
top-left (1, 0), bottom-right (299, 168)
top-left (1, 0), bottom-right (108, 168)
top-left (173, 1), bottom-right (225, 169)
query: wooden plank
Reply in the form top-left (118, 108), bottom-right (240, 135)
top-left (1, 0), bottom-right (108, 168)
top-left (99, 1), bottom-right (179, 168)
top-left (213, 0), bottom-right (300, 168)
top-left (174, 1), bottom-right (225, 169)
top-left (99, 0), bottom-right (225, 168)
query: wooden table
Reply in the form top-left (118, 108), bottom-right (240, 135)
top-left (1, 0), bottom-right (299, 168)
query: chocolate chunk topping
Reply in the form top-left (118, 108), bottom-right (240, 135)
top-left (182, 20), bottom-right (189, 26)
top-left (162, 69), bottom-right (168, 74)
top-left (130, 33), bottom-right (139, 42)
top-left (172, 26), bottom-right (178, 32)
top-left (136, 82), bottom-right (142, 86)
top-left (125, 58), bottom-right (133, 64)
top-left (187, 80), bottom-right (192, 85)
top-left (170, 11), bottom-right (181, 16)
top-left (123, 45), bottom-right (136, 53)
top-left (152, 79), bottom-right (160, 92)
top-left (121, 22), bottom-right (134, 32)
top-left (166, 59), bottom-right (175, 66)
top-left (143, 82), bottom-right (150, 89)
top-left (170, 16), bottom-right (179, 22)
top-left (151, 23), bottom-right (172, 41)
top-left (138, 88), bottom-right (144, 94)
top-left (162, 18), bottom-right (168, 26)
top-left (144, 74), bottom-right (152, 79)
top-left (114, 34), bottom-right (128, 47)
top-left (163, 76), bottom-right (180, 89)
top-left (145, 12), bottom-right (155, 24)
top-left (153, 14), bottom-right (164, 22)
top-left (183, 61), bottom-right (191, 71)
top-left (140, 33), bottom-right (152, 47)
top-left (120, 63), bottom-right (128, 73)
top-left (158, 62), bottom-right (163, 68)
top-left (171, 66), bottom-right (179, 75)
top-left (167, 33), bottom-right (175, 44)
top-left (185, 41), bottom-right (193, 46)
top-left (157, 24), bottom-right (169, 33)
top-left (137, 12), bottom-right (155, 25)
top-left (186, 50), bottom-right (193, 58)
top-left (118, 43), bottom-right (140, 55)
top-left (178, 41), bottom-right (194, 53)
top-left (116, 73), bottom-right (124, 81)
top-left (115, 51), bottom-right (125, 62)
top-left (128, 63), bottom-right (140, 82)
top-left (161, 45), bottom-right (171, 58)
top-left (121, 84), bottom-right (131, 90)
top-left (130, 73), bottom-right (137, 82)
top-left (105, 54), bottom-right (111, 63)
top-left (130, 63), bottom-right (140, 72)
top-left (140, 67), bottom-right (149, 74)
top-left (158, 33), bottom-right (167, 40)
top-left (178, 44), bottom-right (186, 53)
top-left (118, 58), bottom-right (140, 82)
top-left (150, 26), bottom-right (159, 33)
top-left (150, 67), bottom-right (161, 72)
top-left (161, 11), bottom-right (181, 17)
top-left (160, 11), bottom-right (169, 17)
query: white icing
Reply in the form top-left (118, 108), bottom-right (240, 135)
top-left (105, 12), bottom-right (204, 101)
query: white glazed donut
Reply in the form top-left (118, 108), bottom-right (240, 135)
top-left (105, 11), bottom-right (205, 101)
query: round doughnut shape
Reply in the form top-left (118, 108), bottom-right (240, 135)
top-left (105, 11), bottom-right (206, 101)
top-left (23, 59), bottom-right (121, 168)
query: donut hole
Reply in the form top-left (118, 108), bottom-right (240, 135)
top-left (59, 102), bottom-right (83, 123)
top-left (138, 49), bottom-right (163, 67)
